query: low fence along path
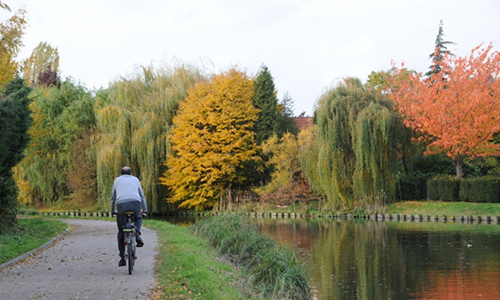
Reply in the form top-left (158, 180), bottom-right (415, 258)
top-left (0, 218), bottom-right (158, 300)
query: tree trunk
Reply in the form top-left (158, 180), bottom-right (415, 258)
top-left (455, 159), bottom-right (463, 179)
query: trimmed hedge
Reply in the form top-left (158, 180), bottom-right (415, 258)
top-left (396, 172), bottom-right (428, 200)
top-left (427, 174), bottom-right (460, 201)
top-left (428, 175), bottom-right (500, 203)
top-left (459, 176), bottom-right (500, 203)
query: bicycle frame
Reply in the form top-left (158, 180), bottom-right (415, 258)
top-left (123, 212), bottom-right (136, 275)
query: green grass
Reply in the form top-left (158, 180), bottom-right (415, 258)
top-left (385, 200), bottom-right (500, 216)
top-left (144, 219), bottom-right (259, 300)
top-left (192, 214), bottom-right (312, 300)
top-left (0, 218), bottom-right (67, 265)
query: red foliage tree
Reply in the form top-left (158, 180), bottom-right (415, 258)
top-left (387, 43), bottom-right (500, 179)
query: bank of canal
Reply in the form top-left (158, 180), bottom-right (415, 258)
top-left (162, 213), bottom-right (500, 300)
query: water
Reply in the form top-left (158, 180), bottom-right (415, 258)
top-left (164, 215), bottom-right (500, 299)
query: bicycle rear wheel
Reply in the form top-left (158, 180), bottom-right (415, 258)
top-left (127, 241), bottom-right (134, 274)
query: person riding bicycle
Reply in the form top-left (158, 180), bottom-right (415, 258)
top-left (110, 166), bottom-right (148, 267)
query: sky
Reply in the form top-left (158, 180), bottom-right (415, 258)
top-left (8, 0), bottom-right (500, 116)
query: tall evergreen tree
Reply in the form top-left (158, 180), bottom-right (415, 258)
top-left (426, 20), bottom-right (454, 77)
top-left (0, 77), bottom-right (32, 229)
top-left (253, 65), bottom-right (279, 145)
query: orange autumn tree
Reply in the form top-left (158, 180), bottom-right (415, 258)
top-left (387, 43), bottom-right (500, 179)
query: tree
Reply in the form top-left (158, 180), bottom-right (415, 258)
top-left (387, 44), bottom-right (500, 179)
top-left (367, 69), bottom-right (426, 175)
top-left (304, 78), bottom-right (400, 210)
top-left (253, 65), bottom-right (279, 145)
top-left (0, 3), bottom-right (27, 87)
top-left (95, 63), bottom-right (204, 212)
top-left (257, 132), bottom-right (314, 205)
top-left (261, 133), bottom-right (300, 190)
top-left (22, 41), bottom-right (60, 86)
top-left (64, 127), bottom-right (97, 206)
top-left (14, 79), bottom-right (95, 205)
top-left (426, 20), bottom-right (454, 77)
top-left (161, 68), bottom-right (260, 210)
top-left (0, 77), bottom-right (31, 229)
top-left (275, 92), bottom-right (299, 137)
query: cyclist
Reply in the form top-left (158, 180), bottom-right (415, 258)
top-left (110, 166), bottom-right (148, 267)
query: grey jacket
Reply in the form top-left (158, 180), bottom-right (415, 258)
top-left (110, 174), bottom-right (148, 213)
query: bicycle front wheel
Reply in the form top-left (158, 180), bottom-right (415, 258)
top-left (127, 239), bottom-right (134, 275)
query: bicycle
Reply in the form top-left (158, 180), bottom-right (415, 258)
top-left (123, 211), bottom-right (137, 275)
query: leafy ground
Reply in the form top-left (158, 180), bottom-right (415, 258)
top-left (0, 218), bottom-right (67, 265)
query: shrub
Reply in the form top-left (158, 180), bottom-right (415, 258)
top-left (396, 172), bottom-right (428, 200)
top-left (427, 174), bottom-right (460, 201)
top-left (460, 176), bottom-right (500, 203)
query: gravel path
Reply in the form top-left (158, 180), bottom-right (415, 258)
top-left (0, 218), bottom-right (158, 300)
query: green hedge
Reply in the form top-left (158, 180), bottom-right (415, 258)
top-left (428, 175), bottom-right (500, 203)
top-left (459, 176), bottom-right (500, 203)
top-left (427, 175), bottom-right (461, 201)
top-left (396, 172), bottom-right (428, 200)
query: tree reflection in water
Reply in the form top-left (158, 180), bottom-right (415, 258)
top-left (254, 218), bottom-right (500, 300)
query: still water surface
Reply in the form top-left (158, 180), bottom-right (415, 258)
top-left (166, 215), bottom-right (500, 299)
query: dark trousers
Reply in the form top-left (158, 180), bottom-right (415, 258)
top-left (116, 201), bottom-right (143, 258)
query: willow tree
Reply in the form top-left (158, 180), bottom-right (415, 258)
top-left (160, 68), bottom-right (260, 210)
top-left (309, 78), bottom-right (399, 210)
top-left (14, 79), bottom-right (95, 205)
top-left (95, 63), bottom-right (204, 212)
top-left (298, 125), bottom-right (321, 193)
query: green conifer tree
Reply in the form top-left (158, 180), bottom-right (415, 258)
top-left (253, 65), bottom-right (279, 145)
top-left (0, 77), bottom-right (32, 229)
top-left (426, 20), bottom-right (455, 77)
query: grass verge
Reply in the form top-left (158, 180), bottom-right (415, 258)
top-left (0, 218), bottom-right (67, 265)
top-left (385, 200), bottom-right (500, 216)
top-left (192, 214), bottom-right (312, 300)
top-left (145, 219), bottom-right (259, 300)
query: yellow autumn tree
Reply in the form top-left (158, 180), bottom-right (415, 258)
top-left (161, 68), bottom-right (260, 210)
top-left (0, 2), bottom-right (27, 87)
top-left (260, 133), bottom-right (300, 191)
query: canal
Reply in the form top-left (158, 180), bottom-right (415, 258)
top-left (165, 215), bottom-right (500, 299)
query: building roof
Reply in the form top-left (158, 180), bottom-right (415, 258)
top-left (293, 117), bottom-right (313, 131)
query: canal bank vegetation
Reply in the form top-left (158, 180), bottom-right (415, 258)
top-left (192, 213), bottom-right (311, 300)
top-left (237, 200), bottom-right (500, 219)
top-left (146, 214), bottom-right (312, 300)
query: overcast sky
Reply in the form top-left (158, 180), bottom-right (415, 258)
top-left (9, 0), bottom-right (500, 116)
